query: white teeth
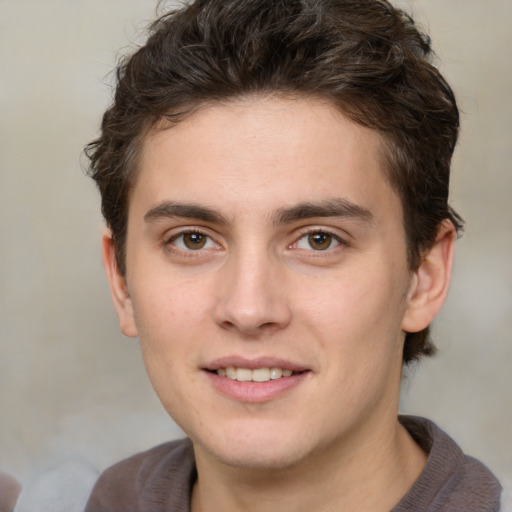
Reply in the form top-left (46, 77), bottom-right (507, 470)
top-left (216, 367), bottom-right (295, 382)
top-left (270, 367), bottom-right (283, 379)
top-left (252, 368), bottom-right (270, 382)
top-left (235, 368), bottom-right (252, 382)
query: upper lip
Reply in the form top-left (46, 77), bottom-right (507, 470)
top-left (204, 356), bottom-right (309, 372)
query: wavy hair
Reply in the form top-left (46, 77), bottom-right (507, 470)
top-left (86, 0), bottom-right (463, 363)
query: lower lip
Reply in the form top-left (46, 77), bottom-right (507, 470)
top-left (204, 371), bottom-right (309, 403)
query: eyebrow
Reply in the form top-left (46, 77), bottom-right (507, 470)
top-left (273, 198), bottom-right (374, 225)
top-left (143, 197), bottom-right (373, 227)
top-left (144, 201), bottom-right (229, 225)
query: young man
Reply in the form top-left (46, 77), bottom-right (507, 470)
top-left (84, 1), bottom-right (502, 510)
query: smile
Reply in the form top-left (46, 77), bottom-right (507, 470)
top-left (206, 363), bottom-right (309, 402)
top-left (216, 367), bottom-right (294, 382)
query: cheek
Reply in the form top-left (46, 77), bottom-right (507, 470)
top-left (129, 278), bottom-right (211, 397)
top-left (132, 279), bottom-right (206, 411)
top-left (131, 272), bottom-right (210, 338)
top-left (311, 271), bottom-right (404, 326)
top-left (302, 265), bottom-right (409, 362)
top-left (312, 274), bottom-right (407, 405)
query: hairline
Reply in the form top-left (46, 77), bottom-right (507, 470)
top-left (114, 91), bottom-right (426, 273)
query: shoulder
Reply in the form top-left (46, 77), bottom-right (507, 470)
top-left (396, 416), bottom-right (502, 512)
top-left (0, 470), bottom-right (21, 512)
top-left (84, 438), bottom-right (195, 512)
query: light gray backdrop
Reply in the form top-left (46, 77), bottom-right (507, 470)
top-left (1, 0), bottom-right (511, 491)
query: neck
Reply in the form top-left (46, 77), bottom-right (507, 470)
top-left (191, 417), bottom-right (427, 512)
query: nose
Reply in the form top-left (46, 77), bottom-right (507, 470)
top-left (212, 249), bottom-right (292, 337)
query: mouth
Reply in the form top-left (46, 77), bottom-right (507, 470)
top-left (212, 367), bottom-right (301, 382)
top-left (203, 359), bottom-right (310, 402)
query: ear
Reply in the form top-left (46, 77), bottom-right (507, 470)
top-left (401, 220), bottom-right (456, 333)
top-left (102, 229), bottom-right (138, 337)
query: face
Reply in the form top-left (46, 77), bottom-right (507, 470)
top-left (105, 96), bottom-right (444, 471)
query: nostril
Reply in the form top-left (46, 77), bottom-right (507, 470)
top-left (217, 319), bottom-right (282, 337)
top-left (219, 320), bottom-right (235, 331)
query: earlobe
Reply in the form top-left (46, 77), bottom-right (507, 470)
top-left (102, 230), bottom-right (138, 338)
top-left (401, 220), bottom-right (456, 333)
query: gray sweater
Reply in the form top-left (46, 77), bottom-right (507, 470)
top-left (85, 416), bottom-right (502, 512)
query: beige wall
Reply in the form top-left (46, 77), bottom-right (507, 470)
top-left (1, 0), bottom-right (510, 490)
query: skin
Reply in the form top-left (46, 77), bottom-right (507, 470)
top-left (104, 96), bottom-right (455, 512)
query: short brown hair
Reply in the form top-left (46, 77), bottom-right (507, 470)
top-left (86, 0), bottom-right (463, 363)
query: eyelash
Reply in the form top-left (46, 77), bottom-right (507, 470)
top-left (165, 228), bottom-right (347, 255)
top-left (166, 229), bottom-right (220, 255)
top-left (291, 228), bottom-right (347, 252)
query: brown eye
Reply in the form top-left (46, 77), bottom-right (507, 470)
top-left (168, 230), bottom-right (219, 254)
top-left (294, 231), bottom-right (341, 251)
top-left (308, 232), bottom-right (333, 250)
top-left (182, 232), bottom-right (208, 250)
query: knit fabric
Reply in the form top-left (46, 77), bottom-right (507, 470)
top-left (85, 416), bottom-right (502, 512)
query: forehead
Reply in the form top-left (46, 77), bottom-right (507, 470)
top-left (132, 95), bottom-right (400, 223)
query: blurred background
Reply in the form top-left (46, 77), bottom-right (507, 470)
top-left (1, 0), bottom-right (510, 495)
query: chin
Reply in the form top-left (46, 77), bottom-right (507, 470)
top-left (210, 444), bottom-right (304, 471)
top-left (193, 426), bottom-right (310, 471)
